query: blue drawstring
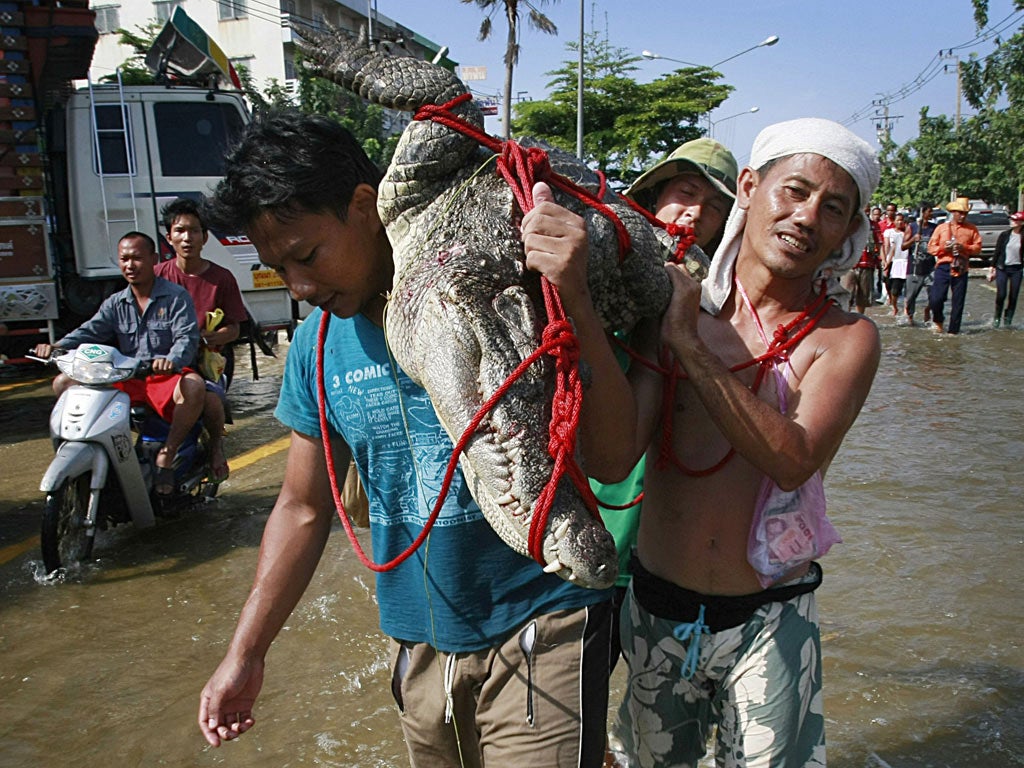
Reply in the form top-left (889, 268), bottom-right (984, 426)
top-left (672, 604), bottom-right (709, 679)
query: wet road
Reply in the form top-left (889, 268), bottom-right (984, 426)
top-left (1, 275), bottom-right (1022, 767)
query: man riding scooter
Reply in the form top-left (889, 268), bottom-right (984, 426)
top-left (33, 232), bottom-right (205, 497)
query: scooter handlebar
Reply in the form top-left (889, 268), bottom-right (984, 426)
top-left (134, 360), bottom-right (156, 378)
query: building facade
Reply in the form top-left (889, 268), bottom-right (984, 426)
top-left (88, 0), bottom-right (451, 121)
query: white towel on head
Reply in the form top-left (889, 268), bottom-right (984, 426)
top-left (700, 118), bottom-right (881, 314)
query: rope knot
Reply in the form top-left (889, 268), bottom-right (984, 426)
top-left (543, 319), bottom-right (579, 363)
top-left (525, 146), bottom-right (552, 181)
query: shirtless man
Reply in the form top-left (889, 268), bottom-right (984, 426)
top-left (609, 119), bottom-right (882, 767)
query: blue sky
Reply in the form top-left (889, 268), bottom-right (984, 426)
top-left (381, 0), bottom-right (1022, 166)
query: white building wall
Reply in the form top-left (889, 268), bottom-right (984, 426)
top-left (89, 0), bottom-right (286, 88)
top-left (87, 0), bottom-right (446, 112)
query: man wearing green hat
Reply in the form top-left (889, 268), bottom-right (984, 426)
top-left (591, 137), bottom-right (738, 670)
top-left (624, 137), bottom-right (738, 253)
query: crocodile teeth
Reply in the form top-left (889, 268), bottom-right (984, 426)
top-left (568, 573), bottom-right (578, 582)
top-left (497, 491), bottom-right (517, 506)
top-left (554, 520), bottom-right (570, 541)
top-left (542, 560), bottom-right (564, 574)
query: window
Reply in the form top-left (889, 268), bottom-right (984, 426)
top-left (92, 104), bottom-right (135, 175)
top-left (153, 101), bottom-right (246, 177)
top-left (153, 0), bottom-right (182, 23)
top-left (94, 4), bottom-right (120, 35)
top-left (217, 0), bottom-right (247, 20)
top-left (279, 0), bottom-right (296, 13)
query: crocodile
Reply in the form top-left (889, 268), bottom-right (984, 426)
top-left (296, 26), bottom-right (709, 590)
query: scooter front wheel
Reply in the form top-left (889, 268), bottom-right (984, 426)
top-left (41, 474), bottom-right (94, 574)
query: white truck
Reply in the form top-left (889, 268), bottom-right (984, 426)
top-left (0, 6), bottom-right (294, 364)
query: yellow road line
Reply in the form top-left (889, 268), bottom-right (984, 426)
top-left (0, 376), bottom-right (49, 394)
top-left (0, 435), bottom-right (291, 567)
top-left (230, 434), bottom-right (291, 471)
top-left (0, 535), bottom-right (39, 565)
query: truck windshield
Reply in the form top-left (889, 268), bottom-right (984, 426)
top-left (153, 101), bottom-right (246, 177)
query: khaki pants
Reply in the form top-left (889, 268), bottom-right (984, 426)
top-left (389, 602), bottom-right (612, 768)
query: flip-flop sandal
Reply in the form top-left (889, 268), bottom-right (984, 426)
top-left (154, 465), bottom-right (176, 496)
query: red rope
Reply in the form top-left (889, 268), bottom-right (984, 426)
top-left (620, 194), bottom-right (698, 264)
top-left (655, 284), bottom-right (833, 476)
top-left (413, 93), bottom-right (647, 565)
top-left (316, 312), bottom-right (444, 571)
top-left (315, 91), bottom-right (691, 571)
top-left (414, 94), bottom-right (638, 263)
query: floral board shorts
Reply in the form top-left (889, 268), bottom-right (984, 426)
top-left (609, 561), bottom-right (826, 768)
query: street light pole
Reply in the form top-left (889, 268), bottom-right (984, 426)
top-left (576, 0), bottom-right (584, 159)
top-left (641, 35), bottom-right (778, 136)
top-left (708, 106), bottom-right (759, 138)
top-left (709, 35), bottom-right (779, 68)
top-left (641, 36), bottom-right (778, 69)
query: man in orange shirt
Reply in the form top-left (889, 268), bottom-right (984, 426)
top-left (927, 197), bottom-right (982, 334)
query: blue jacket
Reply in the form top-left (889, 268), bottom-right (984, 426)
top-left (58, 278), bottom-right (199, 369)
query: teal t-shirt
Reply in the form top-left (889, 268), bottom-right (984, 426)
top-left (275, 310), bottom-right (609, 652)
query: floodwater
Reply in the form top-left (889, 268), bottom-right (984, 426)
top-left (0, 277), bottom-right (1021, 767)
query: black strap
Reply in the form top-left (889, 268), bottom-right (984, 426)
top-left (630, 555), bottom-right (822, 633)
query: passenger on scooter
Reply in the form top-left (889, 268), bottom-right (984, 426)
top-left (156, 197), bottom-right (245, 483)
top-left (32, 231), bottom-right (206, 496)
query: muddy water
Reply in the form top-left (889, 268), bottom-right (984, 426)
top-left (1, 280), bottom-right (1022, 767)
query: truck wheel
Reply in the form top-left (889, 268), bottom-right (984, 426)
top-left (41, 475), bottom-right (95, 574)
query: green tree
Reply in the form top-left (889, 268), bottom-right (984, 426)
top-left (461, 0), bottom-right (559, 139)
top-left (102, 23), bottom-right (162, 84)
top-left (878, 109), bottom-right (962, 207)
top-left (877, 107), bottom-right (1017, 209)
top-left (958, 0), bottom-right (1024, 206)
top-left (294, 58), bottom-right (399, 168)
top-left (511, 31), bottom-right (730, 187)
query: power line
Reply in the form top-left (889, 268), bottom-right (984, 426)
top-left (843, 10), bottom-right (1024, 128)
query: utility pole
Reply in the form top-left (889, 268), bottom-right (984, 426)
top-left (941, 50), bottom-right (961, 132)
top-left (871, 97), bottom-right (901, 145)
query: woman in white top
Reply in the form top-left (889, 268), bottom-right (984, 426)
top-left (988, 211), bottom-right (1024, 328)
top-left (883, 212), bottom-right (912, 316)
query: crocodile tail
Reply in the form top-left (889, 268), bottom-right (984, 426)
top-left (294, 22), bottom-right (479, 123)
top-left (292, 22), bottom-right (373, 93)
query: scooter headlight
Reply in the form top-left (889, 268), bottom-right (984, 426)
top-left (69, 358), bottom-right (132, 384)
top-left (57, 345), bottom-right (140, 384)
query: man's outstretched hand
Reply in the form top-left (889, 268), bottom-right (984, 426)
top-left (198, 654), bottom-right (264, 747)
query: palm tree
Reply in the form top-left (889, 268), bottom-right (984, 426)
top-left (461, 0), bottom-right (558, 139)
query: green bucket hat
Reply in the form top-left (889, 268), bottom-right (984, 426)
top-left (625, 138), bottom-right (738, 210)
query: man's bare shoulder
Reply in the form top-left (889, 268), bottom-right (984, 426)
top-left (805, 302), bottom-right (881, 386)
top-left (820, 302), bottom-right (881, 347)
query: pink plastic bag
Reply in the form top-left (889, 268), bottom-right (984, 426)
top-left (747, 471), bottom-right (841, 588)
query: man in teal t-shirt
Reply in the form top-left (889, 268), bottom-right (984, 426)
top-left (592, 138), bottom-right (738, 663)
top-left (197, 112), bottom-right (636, 767)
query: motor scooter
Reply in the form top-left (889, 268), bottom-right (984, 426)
top-left (34, 343), bottom-right (218, 574)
